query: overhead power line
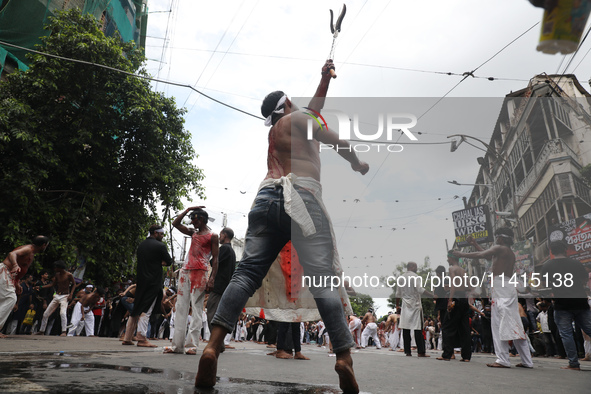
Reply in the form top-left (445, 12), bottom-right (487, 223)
top-left (0, 39), bottom-right (265, 121)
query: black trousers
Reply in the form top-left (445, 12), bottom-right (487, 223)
top-left (277, 322), bottom-right (301, 353)
top-left (441, 297), bottom-right (472, 360)
top-left (403, 329), bottom-right (425, 355)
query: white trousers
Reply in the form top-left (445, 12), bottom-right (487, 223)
top-left (361, 322), bottom-right (381, 348)
top-left (389, 328), bottom-right (401, 350)
top-left (169, 310), bottom-right (175, 339)
top-left (491, 297), bottom-right (533, 367)
top-left (171, 269), bottom-right (206, 352)
top-left (202, 310), bottom-right (210, 341)
top-left (0, 265), bottom-right (17, 331)
top-left (68, 302), bottom-right (94, 336)
top-left (137, 299), bottom-right (156, 338)
top-left (349, 319), bottom-right (362, 347)
top-left (40, 294), bottom-right (69, 333)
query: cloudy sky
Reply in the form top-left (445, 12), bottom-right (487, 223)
top-left (142, 0), bottom-right (591, 304)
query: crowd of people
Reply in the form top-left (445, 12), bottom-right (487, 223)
top-left (4, 232), bottom-right (588, 367)
top-left (2, 59), bottom-right (591, 394)
top-left (1, 224), bottom-right (591, 394)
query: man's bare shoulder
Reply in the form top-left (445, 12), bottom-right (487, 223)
top-left (276, 111), bottom-right (308, 135)
top-left (487, 244), bottom-right (508, 254)
top-left (450, 265), bottom-right (466, 276)
top-left (13, 245), bottom-right (34, 256)
top-left (495, 244), bottom-right (515, 256)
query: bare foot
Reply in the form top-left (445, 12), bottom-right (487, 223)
top-left (561, 365), bottom-right (581, 370)
top-left (266, 350), bottom-right (277, 356)
top-left (225, 345), bottom-right (235, 349)
top-left (163, 347), bottom-right (181, 354)
top-left (195, 347), bottom-right (218, 388)
top-left (294, 352), bottom-right (310, 360)
top-left (275, 349), bottom-right (293, 359)
top-left (122, 341), bottom-right (135, 346)
top-left (487, 362), bottom-right (510, 368)
top-left (137, 340), bottom-right (157, 347)
top-left (60, 332), bottom-right (67, 337)
top-left (335, 350), bottom-right (359, 394)
top-left (186, 348), bottom-right (197, 355)
top-left (0, 333), bottom-right (6, 339)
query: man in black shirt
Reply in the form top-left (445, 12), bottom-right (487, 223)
top-left (540, 241), bottom-right (591, 370)
top-left (206, 228), bottom-right (236, 340)
top-left (122, 225), bottom-right (173, 347)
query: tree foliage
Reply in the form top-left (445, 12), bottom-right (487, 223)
top-left (349, 293), bottom-right (375, 317)
top-left (0, 10), bottom-right (204, 284)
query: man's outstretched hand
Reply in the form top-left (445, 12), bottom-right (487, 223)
top-left (322, 59), bottom-right (335, 76)
top-left (352, 161), bottom-right (369, 175)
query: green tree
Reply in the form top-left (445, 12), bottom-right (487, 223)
top-left (349, 293), bottom-right (375, 317)
top-left (384, 257), bottom-right (435, 318)
top-left (0, 10), bottom-right (204, 284)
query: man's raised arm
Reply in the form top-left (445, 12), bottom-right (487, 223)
top-left (307, 60), bottom-right (335, 113)
top-left (315, 125), bottom-right (369, 175)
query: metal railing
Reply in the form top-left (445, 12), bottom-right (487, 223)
top-left (513, 139), bottom-right (580, 207)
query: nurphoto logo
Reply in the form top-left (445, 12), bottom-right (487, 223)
top-left (305, 109), bottom-right (419, 153)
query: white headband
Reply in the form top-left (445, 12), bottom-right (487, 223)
top-left (264, 95), bottom-right (288, 127)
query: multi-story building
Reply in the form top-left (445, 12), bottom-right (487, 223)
top-left (463, 74), bottom-right (591, 268)
top-left (0, 0), bottom-right (148, 77)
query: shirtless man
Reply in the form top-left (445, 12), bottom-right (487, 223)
top-left (348, 314), bottom-right (362, 349)
top-left (68, 287), bottom-right (105, 336)
top-left (195, 60), bottom-right (368, 393)
top-left (384, 311), bottom-right (400, 351)
top-left (453, 227), bottom-right (533, 368)
top-left (0, 235), bottom-right (50, 338)
top-left (436, 251), bottom-right (472, 362)
top-left (360, 308), bottom-right (381, 349)
top-left (165, 207), bottom-right (218, 355)
top-left (36, 260), bottom-right (77, 336)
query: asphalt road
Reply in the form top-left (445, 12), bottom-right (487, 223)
top-left (0, 335), bottom-right (589, 393)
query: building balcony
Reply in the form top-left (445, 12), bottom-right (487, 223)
top-left (513, 139), bottom-right (580, 207)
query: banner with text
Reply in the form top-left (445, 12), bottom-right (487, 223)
top-left (453, 205), bottom-right (493, 247)
top-left (548, 214), bottom-right (591, 263)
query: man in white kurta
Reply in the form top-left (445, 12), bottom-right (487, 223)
top-left (396, 262), bottom-right (434, 357)
top-left (453, 228), bottom-right (533, 369)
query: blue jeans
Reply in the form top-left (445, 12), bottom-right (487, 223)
top-left (211, 186), bottom-right (354, 354)
top-left (554, 308), bottom-right (591, 368)
top-left (121, 296), bottom-right (134, 313)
